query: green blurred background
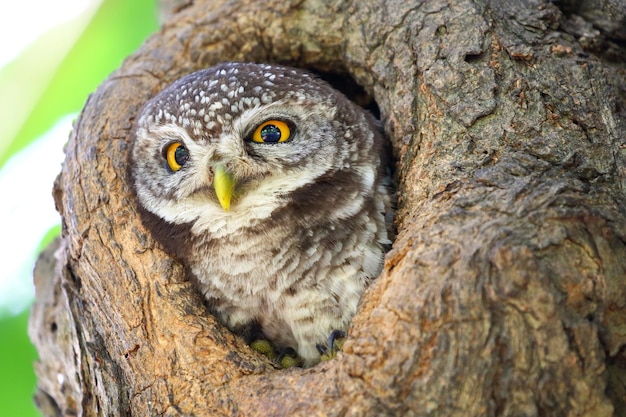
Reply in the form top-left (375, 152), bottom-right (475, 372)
top-left (0, 1), bottom-right (158, 415)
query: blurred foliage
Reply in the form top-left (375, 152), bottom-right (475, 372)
top-left (37, 225), bottom-right (62, 253)
top-left (0, 0), bottom-right (158, 416)
top-left (0, 310), bottom-right (40, 417)
top-left (1, 0), bottom-right (159, 166)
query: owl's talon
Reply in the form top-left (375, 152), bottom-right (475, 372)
top-left (318, 329), bottom-right (346, 361)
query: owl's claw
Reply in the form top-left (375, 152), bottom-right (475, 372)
top-left (249, 339), bottom-right (303, 368)
top-left (317, 329), bottom-right (346, 361)
top-left (277, 347), bottom-right (303, 368)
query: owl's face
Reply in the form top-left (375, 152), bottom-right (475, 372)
top-left (131, 63), bottom-right (380, 237)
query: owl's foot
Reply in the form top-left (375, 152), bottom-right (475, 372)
top-left (249, 339), bottom-right (303, 368)
top-left (249, 339), bottom-right (277, 360)
top-left (317, 329), bottom-right (346, 361)
top-left (277, 347), bottom-right (303, 368)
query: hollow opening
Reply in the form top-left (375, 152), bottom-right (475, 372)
top-left (308, 69), bottom-right (381, 119)
top-left (464, 52), bottom-right (485, 63)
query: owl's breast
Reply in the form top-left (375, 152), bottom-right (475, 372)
top-left (189, 219), bottom-right (325, 298)
top-left (189, 202), bottom-right (384, 308)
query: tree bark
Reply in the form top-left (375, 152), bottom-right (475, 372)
top-left (29, 0), bottom-right (626, 416)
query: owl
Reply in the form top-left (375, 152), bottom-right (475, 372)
top-left (130, 62), bottom-right (393, 367)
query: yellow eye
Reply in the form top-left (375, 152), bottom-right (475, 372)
top-left (252, 120), bottom-right (291, 143)
top-left (165, 142), bottom-right (189, 172)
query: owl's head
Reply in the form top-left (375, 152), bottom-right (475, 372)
top-left (131, 62), bottom-right (383, 237)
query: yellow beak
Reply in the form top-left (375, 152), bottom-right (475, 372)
top-left (213, 165), bottom-right (236, 211)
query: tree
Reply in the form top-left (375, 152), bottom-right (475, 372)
top-left (29, 0), bottom-right (626, 415)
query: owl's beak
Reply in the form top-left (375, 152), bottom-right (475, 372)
top-left (213, 164), bottom-right (236, 211)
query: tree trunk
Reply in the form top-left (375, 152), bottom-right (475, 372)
top-left (29, 0), bottom-right (626, 416)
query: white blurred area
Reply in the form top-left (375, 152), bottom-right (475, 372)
top-left (0, 0), bottom-right (92, 68)
top-left (0, 115), bottom-right (74, 315)
top-left (0, 0), bottom-right (101, 158)
top-left (0, 0), bottom-right (101, 315)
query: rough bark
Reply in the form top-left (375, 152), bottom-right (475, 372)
top-left (29, 0), bottom-right (626, 416)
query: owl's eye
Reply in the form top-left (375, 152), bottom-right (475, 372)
top-left (252, 120), bottom-right (291, 143)
top-left (165, 142), bottom-right (189, 172)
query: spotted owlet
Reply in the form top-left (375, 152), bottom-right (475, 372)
top-left (130, 62), bottom-right (392, 367)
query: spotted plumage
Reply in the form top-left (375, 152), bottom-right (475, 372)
top-left (130, 62), bottom-right (392, 366)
